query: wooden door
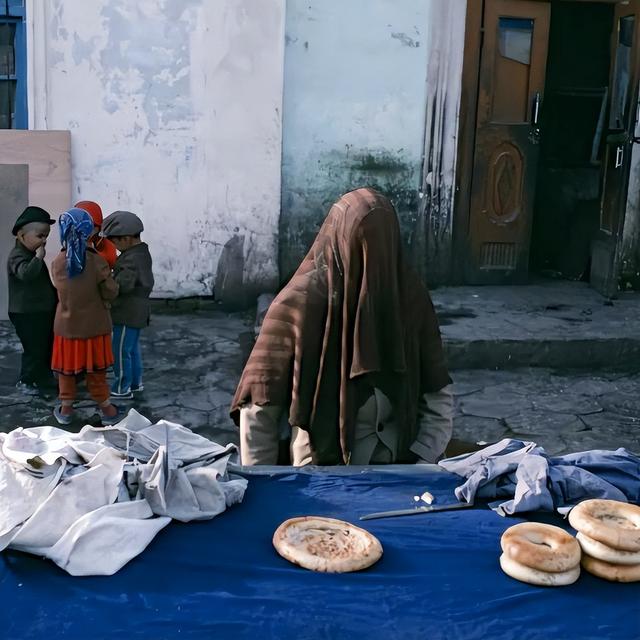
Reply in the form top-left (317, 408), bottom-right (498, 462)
top-left (467, 0), bottom-right (550, 283)
top-left (591, 1), bottom-right (640, 297)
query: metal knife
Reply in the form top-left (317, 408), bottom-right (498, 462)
top-left (359, 501), bottom-right (474, 521)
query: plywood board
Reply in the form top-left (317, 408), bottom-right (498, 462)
top-left (0, 130), bottom-right (71, 316)
top-left (0, 130), bottom-right (71, 220)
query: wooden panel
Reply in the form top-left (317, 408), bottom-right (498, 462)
top-left (0, 164), bottom-right (28, 318)
top-left (467, 0), bottom-right (550, 283)
top-left (486, 142), bottom-right (524, 222)
top-left (493, 56), bottom-right (531, 123)
top-left (0, 131), bottom-right (71, 218)
top-left (0, 130), bottom-right (71, 314)
top-left (0, 130), bottom-right (71, 254)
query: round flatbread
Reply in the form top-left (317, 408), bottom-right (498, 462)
top-left (500, 553), bottom-right (580, 587)
top-left (581, 554), bottom-right (640, 583)
top-left (501, 522), bottom-right (581, 573)
top-left (568, 499), bottom-right (640, 552)
top-left (273, 516), bottom-right (383, 573)
top-left (577, 532), bottom-right (640, 565)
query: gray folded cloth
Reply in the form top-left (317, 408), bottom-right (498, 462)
top-left (439, 438), bottom-right (640, 516)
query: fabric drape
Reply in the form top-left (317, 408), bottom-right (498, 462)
top-left (231, 188), bottom-right (450, 464)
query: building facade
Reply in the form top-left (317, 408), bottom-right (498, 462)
top-left (1, 0), bottom-right (638, 305)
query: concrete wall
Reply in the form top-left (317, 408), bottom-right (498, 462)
top-left (26, 0), bottom-right (285, 303)
top-left (280, 0), bottom-right (465, 282)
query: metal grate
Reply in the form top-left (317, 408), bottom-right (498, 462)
top-left (480, 242), bottom-right (517, 270)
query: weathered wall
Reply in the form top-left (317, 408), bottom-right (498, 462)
top-left (280, 0), bottom-right (465, 283)
top-left (418, 0), bottom-right (466, 284)
top-left (26, 0), bottom-right (285, 303)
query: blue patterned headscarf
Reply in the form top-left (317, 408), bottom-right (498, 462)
top-left (59, 208), bottom-right (94, 278)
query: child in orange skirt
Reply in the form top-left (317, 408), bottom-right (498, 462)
top-left (50, 208), bottom-right (122, 426)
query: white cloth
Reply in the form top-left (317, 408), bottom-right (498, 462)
top-left (0, 410), bottom-right (247, 575)
top-left (45, 501), bottom-right (170, 577)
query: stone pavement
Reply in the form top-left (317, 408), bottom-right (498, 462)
top-left (0, 312), bottom-right (254, 446)
top-left (432, 281), bottom-right (640, 369)
top-left (255, 281), bottom-right (640, 370)
top-left (0, 311), bottom-right (637, 456)
top-left (450, 368), bottom-right (639, 455)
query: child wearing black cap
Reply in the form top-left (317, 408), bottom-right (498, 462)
top-left (7, 206), bottom-right (58, 394)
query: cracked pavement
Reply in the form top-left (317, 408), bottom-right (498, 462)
top-left (0, 312), bottom-right (637, 456)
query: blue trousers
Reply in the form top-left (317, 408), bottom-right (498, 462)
top-left (111, 325), bottom-right (142, 394)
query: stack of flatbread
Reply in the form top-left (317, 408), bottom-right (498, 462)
top-left (570, 499), bottom-right (640, 583)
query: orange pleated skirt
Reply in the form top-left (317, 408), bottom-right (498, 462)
top-left (51, 334), bottom-right (114, 375)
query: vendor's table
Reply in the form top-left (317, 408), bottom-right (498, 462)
top-left (1, 465), bottom-right (638, 640)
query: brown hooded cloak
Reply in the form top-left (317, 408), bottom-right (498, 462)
top-left (231, 188), bottom-right (451, 464)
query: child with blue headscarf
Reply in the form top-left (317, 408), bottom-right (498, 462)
top-left (50, 208), bottom-right (122, 426)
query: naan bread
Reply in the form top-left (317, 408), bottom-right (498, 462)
top-left (273, 516), bottom-right (383, 573)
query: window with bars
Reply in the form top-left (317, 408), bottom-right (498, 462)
top-left (0, 0), bottom-right (26, 129)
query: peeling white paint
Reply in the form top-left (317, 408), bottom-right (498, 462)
top-left (27, 0), bottom-right (285, 300)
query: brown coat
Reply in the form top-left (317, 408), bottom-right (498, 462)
top-left (52, 249), bottom-right (118, 339)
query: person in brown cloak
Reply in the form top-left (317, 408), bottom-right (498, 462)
top-left (230, 187), bottom-right (453, 466)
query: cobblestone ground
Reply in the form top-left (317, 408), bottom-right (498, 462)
top-left (0, 313), bottom-right (637, 455)
top-left (0, 312), bottom-right (254, 446)
top-left (451, 368), bottom-right (639, 455)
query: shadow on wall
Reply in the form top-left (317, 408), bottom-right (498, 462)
top-left (215, 234), bottom-right (246, 309)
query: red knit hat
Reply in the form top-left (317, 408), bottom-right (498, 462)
top-left (74, 200), bottom-right (103, 227)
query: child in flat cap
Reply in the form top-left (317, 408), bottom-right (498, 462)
top-left (102, 210), bottom-right (154, 399)
top-left (7, 206), bottom-right (58, 394)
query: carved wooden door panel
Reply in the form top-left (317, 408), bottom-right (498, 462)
top-left (591, 1), bottom-right (640, 297)
top-left (468, 0), bottom-right (550, 283)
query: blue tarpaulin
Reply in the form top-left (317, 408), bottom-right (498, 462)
top-left (1, 466), bottom-right (638, 640)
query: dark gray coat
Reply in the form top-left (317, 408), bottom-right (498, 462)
top-left (111, 243), bottom-right (154, 328)
top-left (7, 242), bottom-right (57, 314)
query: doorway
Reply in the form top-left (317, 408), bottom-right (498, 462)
top-left (529, 2), bottom-right (614, 281)
top-left (458, 0), bottom-right (640, 295)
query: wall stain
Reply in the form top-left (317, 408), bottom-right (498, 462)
top-left (391, 32), bottom-right (420, 48)
top-left (280, 148), bottom-right (421, 281)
